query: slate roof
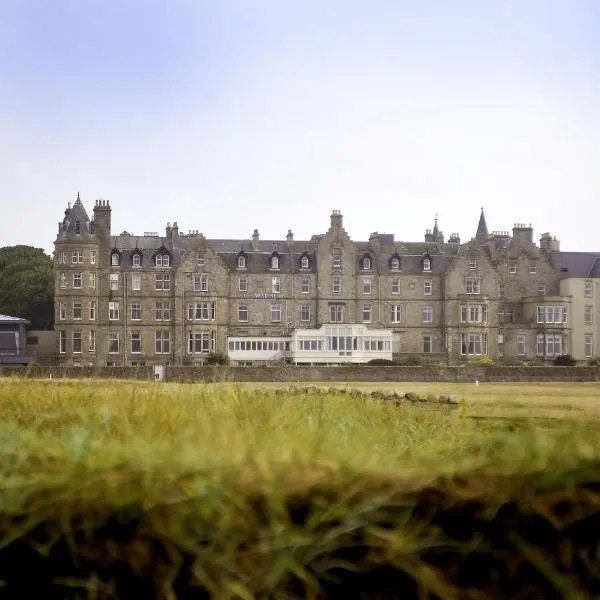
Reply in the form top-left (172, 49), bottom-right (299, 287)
top-left (57, 193), bottom-right (94, 239)
top-left (554, 252), bottom-right (600, 278)
top-left (0, 314), bottom-right (30, 324)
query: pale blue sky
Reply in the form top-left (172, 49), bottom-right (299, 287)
top-left (1, 0), bottom-right (599, 252)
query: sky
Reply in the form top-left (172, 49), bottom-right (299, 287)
top-left (1, 0), bottom-right (599, 254)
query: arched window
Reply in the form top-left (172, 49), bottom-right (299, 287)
top-left (111, 252), bottom-right (120, 266)
top-left (155, 253), bottom-right (170, 267)
top-left (271, 255), bottom-right (279, 269)
top-left (301, 256), bottom-right (309, 269)
top-left (237, 255), bottom-right (246, 269)
top-left (132, 253), bottom-right (141, 267)
top-left (423, 258), bottom-right (431, 271)
top-left (391, 257), bottom-right (400, 270)
top-left (363, 256), bottom-right (371, 270)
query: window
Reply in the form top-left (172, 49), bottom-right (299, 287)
top-left (332, 278), bottom-right (341, 293)
top-left (155, 273), bottom-right (170, 291)
top-left (390, 304), bottom-right (402, 323)
top-left (111, 253), bottom-right (120, 266)
top-left (584, 281), bottom-right (593, 298)
top-left (271, 304), bottom-right (281, 322)
top-left (194, 274), bottom-right (209, 292)
top-left (460, 333), bottom-right (487, 356)
top-left (131, 303), bottom-right (141, 320)
top-left (238, 304), bottom-right (248, 322)
top-left (466, 278), bottom-right (480, 294)
top-left (300, 305), bottom-right (310, 322)
top-left (72, 330), bottom-right (82, 354)
top-left (73, 272), bottom-right (82, 288)
top-left (187, 302), bottom-right (215, 321)
top-left (536, 284), bottom-right (546, 296)
top-left (155, 331), bottom-right (170, 354)
top-left (424, 280), bottom-right (432, 295)
top-left (155, 253), bottom-right (170, 267)
top-left (301, 256), bottom-right (309, 269)
top-left (58, 251), bottom-right (68, 264)
top-left (332, 253), bottom-right (342, 269)
top-left (197, 254), bottom-right (205, 267)
top-left (498, 284), bottom-right (505, 298)
top-left (59, 272), bottom-right (67, 288)
top-left (108, 301), bottom-right (120, 320)
top-left (89, 272), bottom-right (96, 289)
top-left (131, 272), bottom-right (141, 291)
top-left (460, 304), bottom-right (488, 324)
top-left (59, 330), bottom-right (67, 354)
top-left (585, 333), bottom-right (593, 358)
top-left (536, 334), bottom-right (545, 356)
top-left (329, 304), bottom-right (344, 323)
top-left (59, 302), bottom-right (66, 320)
top-left (108, 332), bottom-right (120, 354)
top-left (585, 306), bottom-right (593, 325)
top-left (88, 330), bottom-right (96, 353)
top-left (188, 331), bottom-right (212, 354)
top-left (155, 302), bottom-right (171, 321)
top-left (89, 301), bottom-right (96, 320)
top-left (131, 332), bottom-right (142, 354)
top-left (301, 278), bottom-right (310, 294)
top-left (363, 278), bottom-right (372, 295)
top-left (238, 277), bottom-right (248, 292)
top-left (517, 334), bottom-right (526, 356)
top-left (272, 276), bottom-right (280, 294)
top-left (468, 258), bottom-right (477, 270)
top-left (90, 251), bottom-right (96, 265)
top-left (362, 256), bottom-right (371, 270)
top-left (132, 253), bottom-right (141, 267)
top-left (423, 258), bottom-right (431, 271)
top-left (509, 262), bottom-right (517, 274)
top-left (72, 250), bottom-right (83, 264)
top-left (392, 278), bottom-right (400, 294)
top-left (546, 334), bottom-right (563, 357)
top-left (72, 301), bottom-right (82, 320)
top-left (270, 255), bottom-right (279, 270)
top-left (362, 305), bottom-right (372, 323)
top-left (538, 306), bottom-right (566, 324)
top-left (109, 273), bottom-right (119, 291)
top-left (423, 335), bottom-right (432, 354)
top-left (237, 255), bottom-right (246, 269)
top-left (529, 261), bottom-right (537, 274)
top-left (391, 257), bottom-right (400, 270)
top-left (75, 220), bottom-right (81, 234)
top-left (422, 306), bottom-right (432, 323)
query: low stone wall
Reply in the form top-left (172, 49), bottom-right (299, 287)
top-left (1, 365), bottom-right (599, 382)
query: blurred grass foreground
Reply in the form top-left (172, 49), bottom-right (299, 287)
top-left (0, 378), bottom-right (600, 599)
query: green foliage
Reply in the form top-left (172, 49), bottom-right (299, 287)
top-left (552, 354), bottom-right (577, 366)
top-left (394, 355), bottom-right (423, 366)
top-left (469, 357), bottom-right (494, 367)
top-left (0, 245), bottom-right (54, 329)
top-left (366, 358), bottom-right (394, 365)
top-left (587, 357), bottom-right (600, 367)
top-left (205, 351), bottom-right (230, 366)
top-left (500, 357), bottom-right (527, 366)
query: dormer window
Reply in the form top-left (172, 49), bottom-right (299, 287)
top-left (111, 252), bottom-right (120, 267)
top-left (362, 256), bottom-right (371, 270)
top-left (391, 257), bottom-right (400, 271)
top-left (270, 255), bottom-right (280, 270)
top-left (423, 258), bottom-right (431, 271)
top-left (237, 254), bottom-right (246, 269)
top-left (155, 253), bottom-right (170, 267)
top-left (300, 255), bottom-right (309, 269)
top-left (75, 220), bottom-right (81, 234)
top-left (132, 253), bottom-right (141, 267)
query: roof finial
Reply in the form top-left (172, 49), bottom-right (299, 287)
top-left (76, 192), bottom-right (81, 204)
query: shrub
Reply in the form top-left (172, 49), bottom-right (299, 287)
top-left (587, 357), bottom-right (600, 367)
top-left (394, 355), bottom-right (423, 366)
top-left (500, 357), bottom-right (526, 367)
top-left (552, 354), bottom-right (576, 367)
top-left (205, 352), bottom-right (230, 366)
top-left (469, 357), bottom-right (494, 367)
top-left (366, 358), bottom-right (395, 366)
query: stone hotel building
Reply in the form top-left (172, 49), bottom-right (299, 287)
top-left (53, 195), bottom-right (599, 365)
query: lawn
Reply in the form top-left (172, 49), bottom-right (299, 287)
top-left (0, 378), bottom-right (599, 598)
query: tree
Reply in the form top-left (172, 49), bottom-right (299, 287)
top-left (0, 246), bottom-right (54, 329)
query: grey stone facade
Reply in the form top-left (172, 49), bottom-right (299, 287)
top-left (54, 196), bottom-right (575, 366)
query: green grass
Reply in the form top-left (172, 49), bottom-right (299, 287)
top-left (0, 378), bottom-right (600, 598)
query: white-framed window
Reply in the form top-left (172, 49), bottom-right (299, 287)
top-left (460, 333), bottom-right (487, 356)
top-left (59, 272), bottom-right (67, 288)
top-left (272, 276), bottom-right (280, 294)
top-left (362, 256), bottom-right (371, 270)
top-left (332, 278), bottom-right (341, 293)
top-left (59, 330), bottom-right (67, 354)
top-left (584, 280), bottom-right (593, 298)
top-left (517, 334), bottom-right (526, 356)
top-left (529, 261), bottom-right (537, 274)
top-left (89, 272), bottom-right (96, 289)
top-left (585, 333), bottom-right (593, 358)
top-left (73, 272), bottom-right (82, 288)
top-left (424, 280), bottom-right (432, 295)
top-left (155, 273), bottom-right (170, 291)
top-left (536, 284), bottom-right (546, 296)
top-left (271, 304), bottom-right (281, 322)
top-left (423, 258), bottom-right (431, 271)
top-left (155, 331), bottom-right (170, 354)
top-left (89, 300), bottom-right (96, 320)
top-left (390, 304), bottom-right (402, 323)
top-left (584, 305), bottom-right (593, 326)
top-left (460, 304), bottom-right (488, 324)
top-left (509, 262), bottom-right (517, 274)
top-left (72, 330), bottom-right (82, 354)
top-left (392, 278), bottom-right (400, 294)
top-left (109, 273), bottom-right (119, 290)
top-left (498, 284), bottom-right (505, 298)
top-left (536, 334), bottom-right (545, 356)
top-left (391, 257), bottom-right (400, 271)
top-left (111, 253), bottom-right (120, 267)
top-left (466, 278), bottom-right (480, 294)
top-left (188, 331), bottom-right (214, 354)
top-left (131, 272), bottom-right (141, 291)
top-left (72, 301), bottom-right (82, 320)
top-left (423, 335), bottom-right (432, 353)
top-left (59, 302), bottom-right (66, 320)
top-left (238, 304), bottom-right (248, 322)
top-left (155, 302), bottom-right (171, 321)
top-left (270, 255), bottom-right (279, 270)
top-left (422, 306), bottom-right (432, 323)
top-left (72, 250), bottom-right (83, 264)
top-left (131, 303), bottom-right (141, 320)
top-left (90, 251), bottom-right (96, 265)
top-left (132, 253), bottom-right (141, 267)
top-left (131, 332), bottom-right (142, 354)
top-left (363, 278), bottom-right (372, 295)
top-left (468, 258), bottom-right (477, 270)
top-left (155, 253), bottom-right (170, 267)
top-left (238, 277), bottom-right (248, 292)
top-left (300, 305), bottom-right (310, 322)
top-left (301, 256), bottom-right (309, 269)
top-left (546, 334), bottom-right (563, 357)
top-left (301, 278), bottom-right (310, 294)
top-left (197, 254), bottom-right (205, 267)
top-left (194, 274), bottom-right (209, 292)
top-left (108, 301), bottom-right (120, 320)
top-left (237, 255), bottom-right (246, 269)
top-left (108, 331), bottom-right (120, 354)
top-left (329, 304), bottom-right (344, 323)
top-left (362, 305), bottom-right (372, 323)
top-left (332, 253), bottom-right (342, 269)
top-left (88, 330), bottom-right (96, 353)
top-left (58, 251), bottom-right (68, 264)
top-left (537, 306), bottom-right (566, 324)
top-left (187, 302), bottom-right (215, 321)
